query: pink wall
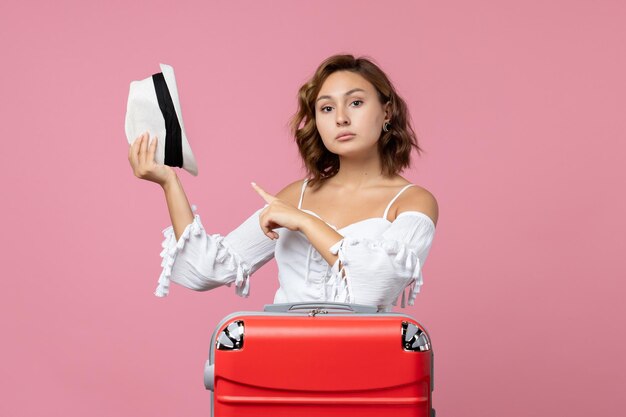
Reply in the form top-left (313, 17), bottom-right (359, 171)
top-left (1, 0), bottom-right (624, 415)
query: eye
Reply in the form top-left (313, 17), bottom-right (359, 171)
top-left (351, 100), bottom-right (363, 107)
top-left (320, 105), bottom-right (333, 113)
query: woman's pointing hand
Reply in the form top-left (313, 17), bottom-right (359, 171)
top-left (252, 182), bottom-right (309, 240)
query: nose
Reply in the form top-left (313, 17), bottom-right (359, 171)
top-left (335, 107), bottom-right (350, 126)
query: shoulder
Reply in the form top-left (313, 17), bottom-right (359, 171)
top-left (393, 184), bottom-right (439, 227)
top-left (275, 178), bottom-right (308, 207)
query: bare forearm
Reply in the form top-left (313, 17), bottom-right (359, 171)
top-left (162, 175), bottom-right (194, 241)
top-left (299, 215), bottom-right (343, 266)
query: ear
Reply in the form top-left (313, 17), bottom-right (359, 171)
top-left (383, 101), bottom-right (392, 122)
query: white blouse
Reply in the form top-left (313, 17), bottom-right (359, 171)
top-left (155, 180), bottom-right (436, 312)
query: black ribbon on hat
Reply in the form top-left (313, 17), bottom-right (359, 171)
top-left (152, 72), bottom-right (183, 168)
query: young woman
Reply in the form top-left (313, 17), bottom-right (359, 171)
top-left (128, 54), bottom-right (438, 312)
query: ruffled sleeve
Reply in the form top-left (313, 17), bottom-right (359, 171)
top-left (156, 206), bottom-right (276, 298)
top-left (326, 212), bottom-right (436, 308)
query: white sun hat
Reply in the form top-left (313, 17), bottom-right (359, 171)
top-left (125, 63), bottom-right (198, 176)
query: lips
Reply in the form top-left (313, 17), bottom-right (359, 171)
top-left (335, 132), bottom-right (356, 141)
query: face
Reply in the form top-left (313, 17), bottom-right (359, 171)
top-left (315, 70), bottom-right (390, 158)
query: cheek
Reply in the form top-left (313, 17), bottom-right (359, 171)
top-left (315, 117), bottom-right (332, 139)
top-left (367, 109), bottom-right (386, 131)
top-left (354, 110), bottom-right (379, 132)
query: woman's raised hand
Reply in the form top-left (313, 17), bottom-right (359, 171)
top-left (252, 182), bottom-right (309, 240)
top-left (128, 132), bottom-right (176, 187)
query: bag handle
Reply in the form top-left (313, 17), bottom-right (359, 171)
top-left (263, 302), bottom-right (378, 314)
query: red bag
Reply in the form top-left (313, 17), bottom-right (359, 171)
top-left (204, 302), bottom-right (435, 417)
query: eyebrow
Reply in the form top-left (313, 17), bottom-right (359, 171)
top-left (316, 88), bottom-right (367, 103)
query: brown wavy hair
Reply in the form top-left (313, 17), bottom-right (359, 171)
top-left (290, 54), bottom-right (422, 189)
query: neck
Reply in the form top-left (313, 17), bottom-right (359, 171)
top-left (331, 153), bottom-right (385, 189)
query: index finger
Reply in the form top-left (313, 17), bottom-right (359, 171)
top-left (129, 132), bottom-right (145, 155)
top-left (251, 182), bottom-right (276, 204)
top-left (128, 132), bottom-right (145, 164)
